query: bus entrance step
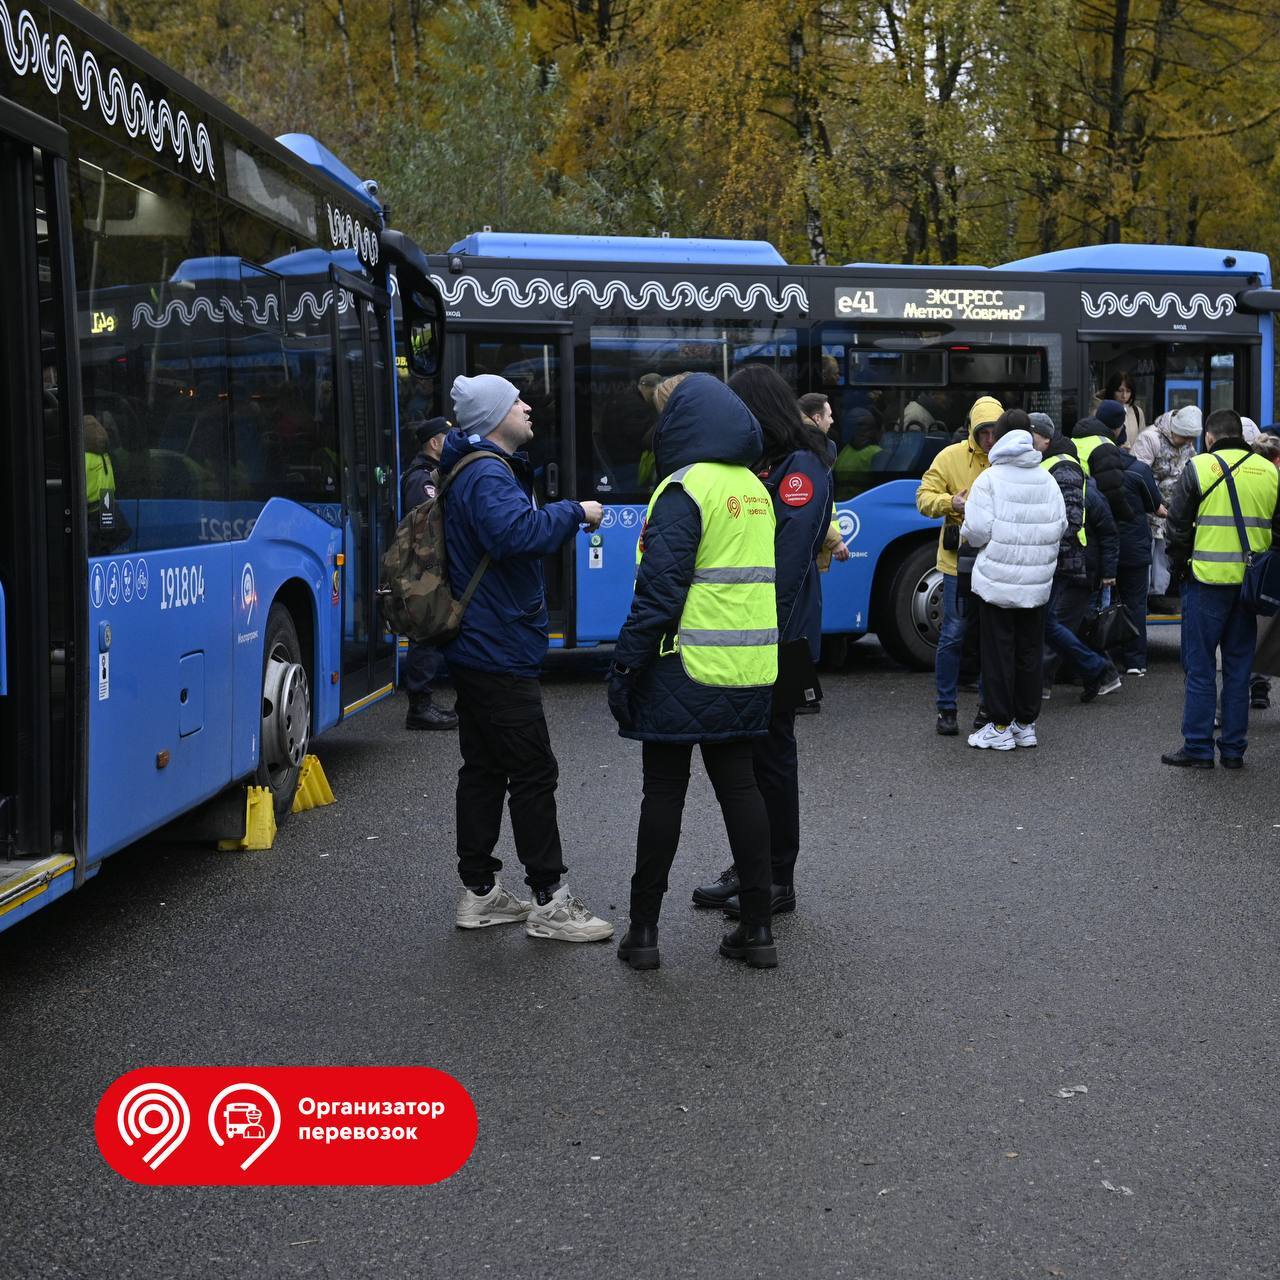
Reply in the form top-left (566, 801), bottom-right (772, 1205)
top-left (291, 755), bottom-right (335, 814)
top-left (0, 855), bottom-right (76, 919)
top-left (217, 787), bottom-right (278, 852)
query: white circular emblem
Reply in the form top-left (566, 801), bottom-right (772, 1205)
top-left (837, 510), bottom-right (861, 541)
top-left (241, 562), bottom-right (256, 624)
top-left (619, 507), bottom-right (639, 529)
top-left (600, 507), bottom-right (618, 530)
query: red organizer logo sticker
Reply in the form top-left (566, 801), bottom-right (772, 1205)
top-left (96, 1067), bottom-right (477, 1186)
top-left (780, 472), bottom-right (814, 506)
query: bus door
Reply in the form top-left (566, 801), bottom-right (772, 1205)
top-left (1087, 340), bottom-right (1252, 422)
top-left (0, 101), bottom-right (82, 915)
top-left (332, 271), bottom-right (398, 709)
top-left (459, 329), bottom-right (575, 644)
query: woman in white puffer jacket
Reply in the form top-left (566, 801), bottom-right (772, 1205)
top-left (960, 411), bottom-right (1067, 749)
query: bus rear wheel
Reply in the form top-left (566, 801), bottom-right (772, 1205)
top-left (257, 603), bottom-right (311, 820)
top-left (876, 541), bottom-right (944, 671)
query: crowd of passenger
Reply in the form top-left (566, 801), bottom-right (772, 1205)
top-left (397, 368), bottom-right (1280, 972)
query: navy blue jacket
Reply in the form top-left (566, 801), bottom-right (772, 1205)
top-left (1083, 483), bottom-right (1119, 584)
top-left (438, 429), bottom-right (584, 678)
top-left (400, 450), bottom-right (437, 513)
top-left (612, 374), bottom-right (771, 743)
top-left (1114, 451), bottom-right (1160, 568)
top-left (761, 449), bottom-right (834, 662)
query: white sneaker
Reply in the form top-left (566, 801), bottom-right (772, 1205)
top-left (455, 879), bottom-right (532, 930)
top-left (967, 722), bottom-right (1015, 751)
top-left (1010, 720), bottom-right (1038, 748)
top-left (525, 885), bottom-right (614, 943)
top-left (1126, 667), bottom-right (1147, 677)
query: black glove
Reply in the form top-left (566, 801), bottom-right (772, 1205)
top-left (606, 664), bottom-right (635, 731)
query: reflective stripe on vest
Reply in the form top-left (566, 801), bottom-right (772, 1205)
top-left (1041, 454), bottom-right (1087, 547)
top-left (1189, 449), bottom-right (1279, 585)
top-left (641, 462), bottom-right (778, 687)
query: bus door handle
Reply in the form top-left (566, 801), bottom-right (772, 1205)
top-left (545, 462), bottom-right (560, 499)
top-left (374, 465), bottom-right (389, 486)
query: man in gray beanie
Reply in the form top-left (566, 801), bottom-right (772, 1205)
top-left (436, 372), bottom-right (611, 942)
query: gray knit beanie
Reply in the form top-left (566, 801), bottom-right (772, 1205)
top-left (1169, 405), bottom-right (1203, 439)
top-left (450, 374), bottom-right (521, 438)
top-left (1027, 412), bottom-right (1056, 440)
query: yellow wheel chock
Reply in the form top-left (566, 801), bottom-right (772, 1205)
top-left (218, 786), bottom-right (278, 851)
top-left (291, 754), bottom-right (335, 813)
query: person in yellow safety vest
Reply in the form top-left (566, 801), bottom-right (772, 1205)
top-left (607, 372), bottom-right (780, 972)
top-left (915, 394), bottom-right (999, 735)
top-left (84, 413), bottom-right (130, 553)
top-left (1163, 407), bottom-right (1280, 769)
top-left (1068, 409), bottom-right (1135, 525)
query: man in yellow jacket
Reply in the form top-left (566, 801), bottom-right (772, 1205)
top-left (915, 395), bottom-right (1002, 734)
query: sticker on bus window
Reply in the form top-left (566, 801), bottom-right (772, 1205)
top-left (98, 653), bottom-right (110, 701)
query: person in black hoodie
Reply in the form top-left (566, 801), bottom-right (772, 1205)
top-left (1110, 431), bottom-right (1163, 674)
top-left (1070, 412), bottom-right (1134, 526)
top-left (692, 365), bottom-right (833, 921)
top-left (608, 373), bottom-right (778, 971)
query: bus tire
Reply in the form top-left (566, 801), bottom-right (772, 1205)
top-left (257, 602), bottom-right (311, 821)
top-left (876, 540), bottom-right (944, 672)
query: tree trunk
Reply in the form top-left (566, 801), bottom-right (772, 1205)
top-left (1102, 0), bottom-right (1131, 242)
top-left (389, 0), bottom-right (401, 89)
top-left (789, 22), bottom-right (828, 266)
top-left (335, 0), bottom-right (357, 111)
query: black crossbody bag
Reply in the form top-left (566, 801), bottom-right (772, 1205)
top-left (1217, 461), bottom-right (1280, 616)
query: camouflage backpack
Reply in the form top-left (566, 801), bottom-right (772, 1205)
top-left (378, 450), bottom-right (513, 646)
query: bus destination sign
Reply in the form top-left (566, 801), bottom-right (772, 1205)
top-left (835, 286), bottom-right (1045, 323)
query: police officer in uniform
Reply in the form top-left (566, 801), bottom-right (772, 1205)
top-left (1163, 408), bottom-right (1280, 768)
top-left (607, 373), bottom-right (779, 971)
top-left (401, 417), bottom-right (458, 730)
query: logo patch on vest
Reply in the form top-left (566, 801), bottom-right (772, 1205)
top-left (780, 472), bottom-right (814, 507)
top-left (726, 496), bottom-right (742, 518)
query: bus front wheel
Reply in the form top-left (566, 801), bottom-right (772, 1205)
top-left (876, 541), bottom-right (944, 671)
top-left (257, 603), bottom-right (311, 819)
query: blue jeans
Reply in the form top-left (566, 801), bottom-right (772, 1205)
top-left (936, 574), bottom-right (968, 711)
top-left (1180, 578), bottom-right (1257, 760)
top-left (1044, 576), bottom-right (1107, 683)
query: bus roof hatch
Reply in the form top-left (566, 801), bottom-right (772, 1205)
top-left (447, 231), bottom-right (787, 267)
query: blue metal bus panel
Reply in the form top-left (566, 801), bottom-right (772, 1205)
top-left (448, 231), bottom-right (788, 267)
top-left (997, 244), bottom-right (1272, 284)
top-left (85, 500), bottom-right (340, 863)
top-left (275, 135), bottom-right (382, 214)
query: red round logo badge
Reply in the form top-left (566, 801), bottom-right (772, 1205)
top-left (780, 472), bottom-right (814, 506)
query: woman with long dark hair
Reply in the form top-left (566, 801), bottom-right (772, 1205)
top-left (692, 363), bottom-right (834, 920)
top-left (1104, 370), bottom-right (1146, 449)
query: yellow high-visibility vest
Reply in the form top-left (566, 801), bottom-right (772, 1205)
top-left (1189, 449), bottom-right (1279, 585)
top-left (640, 462), bottom-right (778, 687)
top-left (1042, 454), bottom-right (1087, 547)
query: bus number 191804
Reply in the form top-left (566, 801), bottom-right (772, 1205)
top-left (158, 564), bottom-right (207, 611)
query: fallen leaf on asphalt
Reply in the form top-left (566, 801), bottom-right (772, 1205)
top-left (1005, 1152), bottom-right (1019, 1158)
top-left (877, 1188), bottom-right (893, 1197)
top-left (1101, 1180), bottom-right (1134, 1195)
top-left (1055, 1085), bottom-right (1088, 1098)
top-left (676, 1105), bottom-right (689, 1112)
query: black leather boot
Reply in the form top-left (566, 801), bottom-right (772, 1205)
top-left (405, 694), bottom-right (459, 731)
top-left (723, 884), bottom-right (795, 919)
top-left (691, 865), bottom-right (739, 908)
top-left (719, 922), bottom-right (778, 969)
top-left (617, 923), bottom-right (660, 970)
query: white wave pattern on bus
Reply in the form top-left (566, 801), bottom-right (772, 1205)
top-left (326, 203), bottom-right (379, 267)
top-left (0, 2), bottom-right (216, 178)
top-left (1080, 290), bottom-right (1236, 321)
top-left (129, 289), bottom-right (351, 331)
top-left (428, 274), bottom-right (810, 314)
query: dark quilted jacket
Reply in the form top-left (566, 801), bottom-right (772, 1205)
top-left (1071, 417), bottom-right (1135, 524)
top-left (1114, 451), bottom-right (1160, 568)
top-left (1043, 434), bottom-right (1086, 581)
top-left (613, 374), bottom-right (772, 743)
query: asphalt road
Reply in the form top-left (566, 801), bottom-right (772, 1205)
top-left (4, 629), bottom-right (1280, 1279)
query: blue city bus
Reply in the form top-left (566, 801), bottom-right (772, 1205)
top-left (420, 232), bottom-right (1277, 667)
top-left (0, 0), bottom-right (441, 931)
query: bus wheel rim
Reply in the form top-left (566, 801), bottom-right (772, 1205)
top-left (262, 646), bottom-right (310, 780)
top-left (911, 567), bottom-right (945, 647)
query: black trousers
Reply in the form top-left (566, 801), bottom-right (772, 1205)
top-left (753, 705), bottom-right (799, 885)
top-left (978, 601), bottom-right (1047, 727)
top-left (631, 739), bottom-right (772, 927)
top-left (1113, 564), bottom-right (1150, 670)
top-left (403, 641), bottom-right (442, 696)
top-left (452, 666), bottom-right (567, 892)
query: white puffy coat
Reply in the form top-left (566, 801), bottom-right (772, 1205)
top-left (960, 430), bottom-right (1067, 608)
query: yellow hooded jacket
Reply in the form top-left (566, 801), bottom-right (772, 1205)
top-left (915, 395), bottom-right (1002, 575)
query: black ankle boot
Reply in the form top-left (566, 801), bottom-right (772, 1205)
top-left (723, 884), bottom-right (796, 919)
top-left (719, 922), bottom-right (778, 969)
top-left (691, 865), bottom-right (739, 908)
top-left (617, 924), bottom-right (660, 970)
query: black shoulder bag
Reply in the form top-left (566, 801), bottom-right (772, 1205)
top-left (1217, 460), bottom-right (1280, 616)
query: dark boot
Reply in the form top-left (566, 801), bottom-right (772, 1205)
top-left (617, 924), bottom-right (660, 970)
top-left (723, 884), bottom-right (795, 919)
top-left (936, 709), bottom-right (959, 736)
top-left (692, 865), bottom-right (739, 908)
top-left (719, 922), bottom-right (778, 969)
top-left (405, 694), bottom-right (458, 731)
